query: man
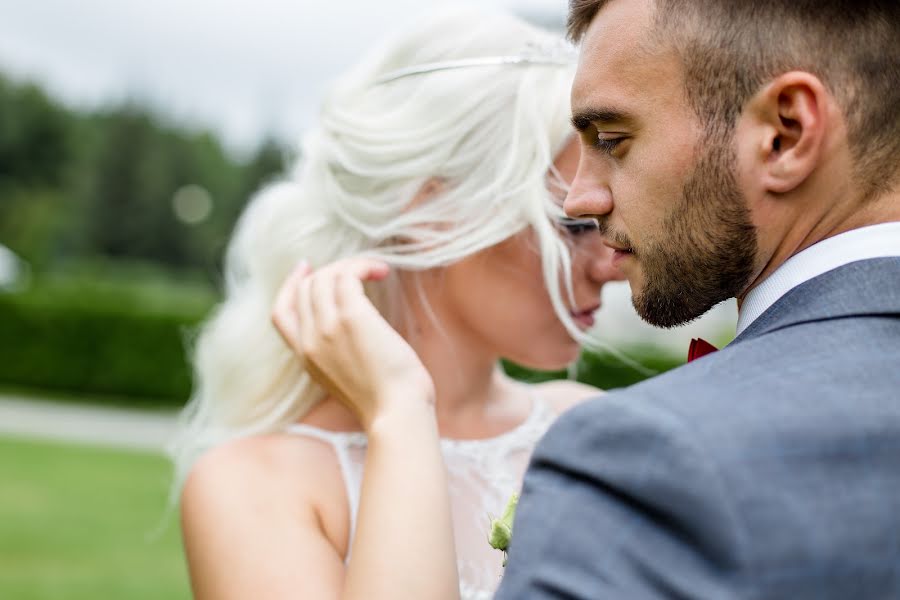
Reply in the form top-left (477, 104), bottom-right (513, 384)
top-left (496, 0), bottom-right (900, 597)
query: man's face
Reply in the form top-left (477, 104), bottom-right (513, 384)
top-left (565, 0), bottom-right (758, 327)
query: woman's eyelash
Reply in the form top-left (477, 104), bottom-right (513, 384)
top-left (558, 217), bottom-right (599, 235)
top-left (594, 136), bottom-right (623, 155)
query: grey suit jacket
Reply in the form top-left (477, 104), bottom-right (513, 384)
top-left (495, 257), bottom-right (900, 599)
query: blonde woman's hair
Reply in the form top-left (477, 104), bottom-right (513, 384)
top-left (170, 7), bottom-right (583, 488)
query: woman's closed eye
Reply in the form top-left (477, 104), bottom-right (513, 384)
top-left (558, 217), bottom-right (599, 236)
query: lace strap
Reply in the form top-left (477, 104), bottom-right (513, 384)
top-left (283, 424), bottom-right (361, 562)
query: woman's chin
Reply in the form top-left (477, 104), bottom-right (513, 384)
top-left (506, 344), bottom-right (580, 373)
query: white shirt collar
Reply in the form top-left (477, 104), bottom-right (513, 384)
top-left (736, 221), bottom-right (900, 335)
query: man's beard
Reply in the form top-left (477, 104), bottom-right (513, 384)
top-left (629, 133), bottom-right (758, 328)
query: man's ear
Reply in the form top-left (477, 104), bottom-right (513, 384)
top-left (744, 71), bottom-right (829, 195)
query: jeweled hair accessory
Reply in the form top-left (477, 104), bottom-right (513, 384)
top-left (374, 39), bottom-right (577, 85)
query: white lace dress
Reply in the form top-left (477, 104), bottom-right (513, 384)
top-left (284, 394), bottom-right (556, 600)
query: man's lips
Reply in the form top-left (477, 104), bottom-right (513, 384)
top-left (603, 240), bottom-right (634, 267)
top-left (602, 240), bottom-right (632, 253)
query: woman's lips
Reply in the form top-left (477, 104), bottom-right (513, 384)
top-left (571, 304), bottom-right (600, 329)
top-left (575, 313), bottom-right (595, 328)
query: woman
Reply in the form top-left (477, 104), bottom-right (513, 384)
top-left (174, 7), bottom-right (622, 599)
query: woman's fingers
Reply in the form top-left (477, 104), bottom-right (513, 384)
top-left (272, 255), bottom-right (392, 371)
top-left (310, 266), bottom-right (339, 339)
top-left (335, 270), bottom-right (376, 326)
top-left (271, 261), bottom-right (311, 349)
top-left (305, 256), bottom-right (390, 341)
top-left (339, 256), bottom-right (390, 283)
top-left (296, 265), bottom-right (317, 356)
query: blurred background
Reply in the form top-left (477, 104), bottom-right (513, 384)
top-left (0, 0), bottom-right (735, 597)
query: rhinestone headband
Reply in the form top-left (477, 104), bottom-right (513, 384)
top-left (374, 39), bottom-right (576, 85)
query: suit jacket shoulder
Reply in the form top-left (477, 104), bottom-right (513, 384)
top-left (497, 257), bottom-right (900, 599)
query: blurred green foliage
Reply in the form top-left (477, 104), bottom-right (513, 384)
top-left (0, 261), bottom-right (216, 406)
top-left (504, 346), bottom-right (684, 392)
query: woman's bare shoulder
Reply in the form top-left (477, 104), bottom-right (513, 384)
top-left (180, 431), bottom-right (350, 549)
top-left (180, 433), bottom-right (350, 598)
top-left (180, 399), bottom-right (360, 532)
top-left (533, 379), bottom-right (606, 416)
top-left (183, 432), bottom-right (337, 500)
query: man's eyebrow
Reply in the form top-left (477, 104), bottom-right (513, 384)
top-left (571, 108), bottom-right (632, 132)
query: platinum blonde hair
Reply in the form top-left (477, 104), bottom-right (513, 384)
top-left (171, 7), bottom-right (584, 487)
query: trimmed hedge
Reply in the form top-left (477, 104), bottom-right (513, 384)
top-left (0, 267), bottom-right (216, 407)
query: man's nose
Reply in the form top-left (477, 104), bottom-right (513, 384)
top-left (564, 156), bottom-right (613, 219)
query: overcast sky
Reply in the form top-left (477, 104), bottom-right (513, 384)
top-left (0, 0), bottom-right (566, 156)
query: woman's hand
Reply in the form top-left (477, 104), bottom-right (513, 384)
top-left (272, 256), bottom-right (435, 430)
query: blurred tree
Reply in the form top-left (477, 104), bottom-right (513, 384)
top-left (0, 75), bottom-right (74, 268)
top-left (84, 108), bottom-right (160, 260)
top-left (0, 73), bottom-right (294, 275)
top-left (0, 75), bottom-right (72, 187)
top-left (204, 137), bottom-right (288, 271)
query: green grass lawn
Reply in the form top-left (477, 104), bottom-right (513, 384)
top-left (0, 437), bottom-right (191, 599)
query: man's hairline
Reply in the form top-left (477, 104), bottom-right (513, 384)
top-left (569, 0), bottom-right (660, 44)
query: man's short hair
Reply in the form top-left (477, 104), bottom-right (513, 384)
top-left (568, 0), bottom-right (900, 197)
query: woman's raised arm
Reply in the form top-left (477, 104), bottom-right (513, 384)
top-left (272, 257), bottom-right (460, 600)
